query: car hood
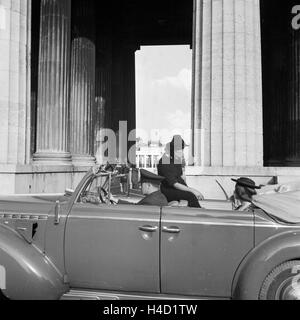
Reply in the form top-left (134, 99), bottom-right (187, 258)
top-left (0, 194), bottom-right (69, 216)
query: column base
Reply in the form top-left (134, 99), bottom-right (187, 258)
top-left (33, 152), bottom-right (72, 166)
top-left (72, 155), bottom-right (96, 167)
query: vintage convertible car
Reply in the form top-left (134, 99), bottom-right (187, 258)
top-left (1, 166), bottom-right (300, 300)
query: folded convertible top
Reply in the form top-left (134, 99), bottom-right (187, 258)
top-left (253, 188), bottom-right (300, 224)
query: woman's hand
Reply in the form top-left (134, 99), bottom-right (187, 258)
top-left (191, 188), bottom-right (204, 201)
top-left (173, 183), bottom-right (205, 200)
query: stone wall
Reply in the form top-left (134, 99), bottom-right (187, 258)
top-left (0, 165), bottom-right (89, 194)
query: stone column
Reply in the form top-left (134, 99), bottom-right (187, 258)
top-left (95, 34), bottom-right (113, 165)
top-left (34, 0), bottom-right (72, 165)
top-left (191, 0), bottom-right (263, 167)
top-left (69, 0), bottom-right (96, 166)
top-left (0, 0), bottom-right (31, 164)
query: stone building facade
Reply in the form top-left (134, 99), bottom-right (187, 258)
top-left (0, 0), bottom-right (300, 198)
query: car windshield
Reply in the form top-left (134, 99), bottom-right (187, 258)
top-left (78, 170), bottom-right (138, 205)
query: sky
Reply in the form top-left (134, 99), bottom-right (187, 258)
top-left (135, 45), bottom-right (192, 145)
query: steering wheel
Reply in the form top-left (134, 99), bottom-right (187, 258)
top-left (98, 187), bottom-right (109, 204)
top-left (98, 187), bottom-right (118, 205)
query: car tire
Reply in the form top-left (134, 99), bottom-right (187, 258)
top-left (259, 261), bottom-right (300, 300)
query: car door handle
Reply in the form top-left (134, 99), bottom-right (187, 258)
top-left (162, 227), bottom-right (181, 234)
top-left (139, 226), bottom-right (158, 233)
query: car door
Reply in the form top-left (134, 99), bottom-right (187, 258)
top-left (65, 203), bottom-right (161, 294)
top-left (161, 207), bottom-right (254, 298)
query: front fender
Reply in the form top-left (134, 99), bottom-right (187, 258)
top-left (232, 231), bottom-right (300, 300)
top-left (0, 225), bottom-right (69, 300)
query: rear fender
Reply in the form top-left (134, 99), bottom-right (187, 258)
top-left (0, 225), bottom-right (68, 300)
top-left (232, 231), bottom-right (300, 300)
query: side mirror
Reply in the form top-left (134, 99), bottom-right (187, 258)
top-left (54, 201), bottom-right (61, 225)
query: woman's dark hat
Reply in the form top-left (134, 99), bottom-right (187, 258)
top-left (232, 177), bottom-right (261, 190)
top-left (169, 135), bottom-right (189, 150)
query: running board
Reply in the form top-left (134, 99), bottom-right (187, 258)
top-left (61, 289), bottom-right (227, 300)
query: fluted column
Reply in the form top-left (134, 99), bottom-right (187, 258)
top-left (95, 34), bottom-right (113, 165)
top-left (70, 38), bottom-right (95, 165)
top-left (69, 0), bottom-right (96, 166)
top-left (191, 0), bottom-right (263, 167)
top-left (34, 0), bottom-right (72, 165)
top-left (0, 0), bottom-right (31, 164)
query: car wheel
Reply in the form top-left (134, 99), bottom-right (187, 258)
top-left (259, 261), bottom-right (300, 300)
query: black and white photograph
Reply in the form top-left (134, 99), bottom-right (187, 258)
top-left (1, 0), bottom-right (300, 306)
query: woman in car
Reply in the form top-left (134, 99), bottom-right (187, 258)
top-left (232, 177), bottom-right (261, 211)
top-left (157, 135), bottom-right (204, 208)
